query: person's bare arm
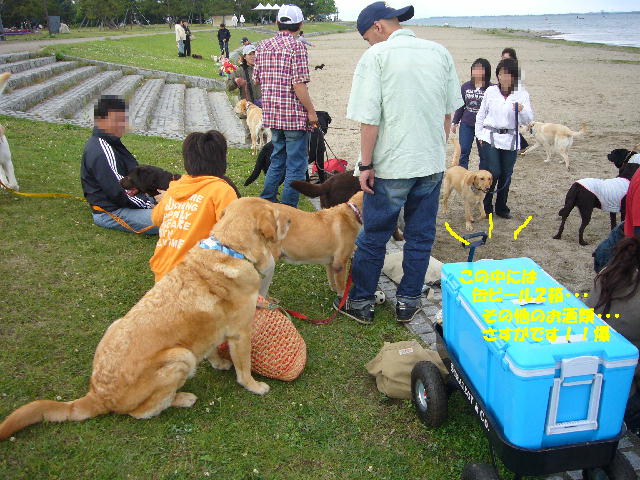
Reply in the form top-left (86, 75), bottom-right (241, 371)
top-left (359, 123), bottom-right (379, 194)
top-left (292, 82), bottom-right (318, 125)
top-left (444, 114), bottom-right (452, 143)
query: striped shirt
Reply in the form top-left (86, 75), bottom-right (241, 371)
top-left (253, 31), bottom-right (311, 131)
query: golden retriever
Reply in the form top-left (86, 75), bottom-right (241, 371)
top-left (262, 192), bottom-right (364, 297)
top-left (234, 99), bottom-right (271, 155)
top-left (442, 138), bottom-right (493, 231)
top-left (520, 122), bottom-right (587, 169)
top-left (0, 197), bottom-right (291, 440)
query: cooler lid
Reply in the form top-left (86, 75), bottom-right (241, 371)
top-left (441, 257), bottom-right (639, 376)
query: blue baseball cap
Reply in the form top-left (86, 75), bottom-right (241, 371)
top-left (357, 2), bottom-right (414, 36)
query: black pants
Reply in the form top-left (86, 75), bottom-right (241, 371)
top-left (480, 142), bottom-right (517, 216)
top-left (184, 39), bottom-right (191, 56)
top-left (219, 40), bottom-right (229, 58)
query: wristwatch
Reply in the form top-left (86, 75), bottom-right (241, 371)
top-left (358, 162), bottom-right (373, 171)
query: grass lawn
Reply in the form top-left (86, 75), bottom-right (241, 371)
top-left (0, 117), bottom-right (494, 479)
top-left (4, 24), bottom-right (207, 42)
top-left (44, 29), bottom-right (270, 78)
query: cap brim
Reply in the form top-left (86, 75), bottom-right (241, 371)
top-left (391, 5), bottom-right (414, 23)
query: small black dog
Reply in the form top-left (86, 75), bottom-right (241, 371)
top-left (192, 54), bottom-right (203, 60)
top-left (314, 64), bottom-right (325, 70)
top-left (120, 165), bottom-right (241, 198)
top-left (608, 148), bottom-right (638, 169)
top-left (553, 157), bottom-right (640, 245)
top-left (244, 111), bottom-right (332, 186)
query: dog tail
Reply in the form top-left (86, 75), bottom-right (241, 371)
top-left (290, 180), bottom-right (330, 198)
top-left (449, 136), bottom-right (461, 167)
top-left (0, 392), bottom-right (108, 440)
top-left (572, 123), bottom-right (587, 137)
top-left (0, 72), bottom-right (10, 95)
top-left (244, 143), bottom-right (271, 186)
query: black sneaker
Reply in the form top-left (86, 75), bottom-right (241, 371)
top-left (333, 297), bottom-right (374, 325)
top-left (396, 301), bottom-right (421, 323)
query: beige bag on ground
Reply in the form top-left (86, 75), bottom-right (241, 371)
top-left (365, 340), bottom-right (448, 399)
top-left (382, 252), bottom-right (442, 285)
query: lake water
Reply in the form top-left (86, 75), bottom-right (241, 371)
top-left (409, 11), bottom-right (640, 48)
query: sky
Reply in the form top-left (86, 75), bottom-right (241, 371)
top-left (334, 0), bottom-right (639, 21)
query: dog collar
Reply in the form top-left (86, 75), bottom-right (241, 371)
top-left (347, 202), bottom-right (363, 224)
top-left (198, 236), bottom-right (245, 259)
top-left (471, 184), bottom-right (488, 194)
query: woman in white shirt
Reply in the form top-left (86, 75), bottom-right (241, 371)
top-left (475, 58), bottom-right (534, 219)
top-left (174, 21), bottom-right (186, 57)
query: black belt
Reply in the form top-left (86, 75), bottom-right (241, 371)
top-left (495, 128), bottom-right (510, 134)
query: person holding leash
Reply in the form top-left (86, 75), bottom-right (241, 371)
top-left (335, 2), bottom-right (463, 325)
top-left (475, 57), bottom-right (534, 219)
top-left (217, 23), bottom-right (231, 58)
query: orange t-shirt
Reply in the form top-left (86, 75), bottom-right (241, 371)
top-left (150, 175), bottom-right (238, 281)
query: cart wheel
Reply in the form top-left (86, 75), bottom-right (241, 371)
top-left (411, 361), bottom-right (448, 427)
top-left (582, 451), bottom-right (636, 480)
top-left (460, 462), bottom-right (499, 480)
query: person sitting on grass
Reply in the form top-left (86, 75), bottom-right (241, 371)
top-left (587, 236), bottom-right (640, 433)
top-left (80, 95), bottom-right (159, 235)
top-left (149, 130), bottom-right (239, 282)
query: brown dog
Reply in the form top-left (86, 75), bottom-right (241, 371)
top-left (442, 141), bottom-right (493, 231)
top-left (234, 99), bottom-right (271, 155)
top-left (0, 197), bottom-right (291, 440)
top-left (263, 192), bottom-right (364, 296)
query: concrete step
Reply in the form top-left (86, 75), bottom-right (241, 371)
top-left (130, 78), bottom-right (164, 131)
top-left (184, 87), bottom-right (215, 135)
top-left (0, 65), bottom-right (98, 111)
top-left (5, 61), bottom-right (79, 92)
top-left (208, 91), bottom-right (248, 147)
top-left (146, 83), bottom-right (186, 139)
top-left (0, 56), bottom-right (56, 75)
top-left (74, 74), bottom-right (144, 123)
top-left (29, 70), bottom-right (123, 119)
top-left (0, 52), bottom-right (32, 64)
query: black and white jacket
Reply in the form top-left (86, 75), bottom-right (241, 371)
top-left (80, 127), bottom-right (154, 212)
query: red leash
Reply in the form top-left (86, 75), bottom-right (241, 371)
top-left (285, 268), bottom-right (352, 325)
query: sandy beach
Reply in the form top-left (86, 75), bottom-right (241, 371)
top-left (304, 26), bottom-right (640, 293)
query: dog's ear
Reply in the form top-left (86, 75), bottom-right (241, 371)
top-left (465, 172), bottom-right (476, 185)
top-left (258, 207), bottom-right (290, 242)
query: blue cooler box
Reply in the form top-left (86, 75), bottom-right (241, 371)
top-left (441, 257), bottom-right (638, 449)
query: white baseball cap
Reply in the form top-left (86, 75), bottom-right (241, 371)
top-left (277, 4), bottom-right (304, 24)
top-left (242, 44), bottom-right (256, 55)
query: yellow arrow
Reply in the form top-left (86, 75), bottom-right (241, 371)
top-left (444, 222), bottom-right (470, 245)
top-left (514, 216), bottom-right (533, 240)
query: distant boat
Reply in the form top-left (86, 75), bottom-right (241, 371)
top-left (577, 16), bottom-right (585, 20)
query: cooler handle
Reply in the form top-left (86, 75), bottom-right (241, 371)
top-left (546, 356), bottom-right (602, 435)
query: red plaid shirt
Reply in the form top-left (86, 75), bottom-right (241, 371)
top-left (253, 31), bottom-right (311, 131)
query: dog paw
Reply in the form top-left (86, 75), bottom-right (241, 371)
top-left (579, 240), bottom-right (589, 246)
top-left (552, 234), bottom-right (561, 240)
top-left (209, 358), bottom-right (233, 370)
top-left (465, 223), bottom-right (473, 231)
top-left (247, 381), bottom-right (270, 395)
top-left (172, 392), bottom-right (198, 408)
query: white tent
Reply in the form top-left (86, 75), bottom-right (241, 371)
top-left (253, 3), bottom-right (266, 10)
top-left (263, 3), bottom-right (273, 9)
top-left (271, 4), bottom-right (281, 9)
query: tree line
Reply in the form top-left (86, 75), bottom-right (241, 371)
top-left (0, 0), bottom-right (337, 29)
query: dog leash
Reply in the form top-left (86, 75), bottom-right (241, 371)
top-left (0, 179), bottom-right (156, 234)
top-left (284, 267), bottom-right (353, 325)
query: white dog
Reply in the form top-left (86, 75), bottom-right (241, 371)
top-left (520, 122), bottom-right (587, 170)
top-left (0, 72), bottom-right (17, 190)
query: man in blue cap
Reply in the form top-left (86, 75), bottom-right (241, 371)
top-left (334, 2), bottom-right (463, 325)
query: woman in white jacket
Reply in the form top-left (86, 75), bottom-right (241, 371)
top-left (475, 58), bottom-right (534, 219)
top-left (175, 21), bottom-right (186, 57)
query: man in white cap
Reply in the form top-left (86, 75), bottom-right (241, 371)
top-left (334, 2), bottom-right (463, 325)
top-left (252, 4), bottom-right (318, 208)
top-left (227, 43), bottom-right (262, 106)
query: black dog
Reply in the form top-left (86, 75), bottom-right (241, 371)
top-left (314, 64), bottom-right (325, 70)
top-left (244, 111), bottom-right (332, 186)
top-left (291, 170), bottom-right (360, 209)
top-left (192, 54), bottom-right (203, 60)
top-left (120, 165), bottom-right (241, 198)
top-left (608, 148), bottom-right (638, 169)
top-left (553, 161), bottom-right (640, 245)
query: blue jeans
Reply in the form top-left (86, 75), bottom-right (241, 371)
top-left (260, 128), bottom-right (309, 207)
top-left (93, 208), bottom-right (159, 235)
top-left (349, 173), bottom-right (443, 307)
top-left (458, 122), bottom-right (482, 170)
top-left (480, 142), bottom-right (517, 215)
top-left (178, 40), bottom-right (184, 56)
top-left (593, 222), bottom-right (625, 273)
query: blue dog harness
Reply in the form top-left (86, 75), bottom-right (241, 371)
top-left (198, 236), bottom-right (245, 259)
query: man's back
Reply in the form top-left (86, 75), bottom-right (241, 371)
top-left (347, 29), bottom-right (462, 179)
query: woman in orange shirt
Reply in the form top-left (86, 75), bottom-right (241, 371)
top-left (150, 130), bottom-right (239, 281)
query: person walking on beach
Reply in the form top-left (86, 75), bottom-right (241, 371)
top-left (252, 4), bottom-right (318, 208)
top-left (335, 1), bottom-right (463, 325)
top-left (218, 24), bottom-right (231, 58)
top-left (175, 20), bottom-right (186, 57)
top-left (476, 57), bottom-right (534, 220)
top-left (451, 58), bottom-right (492, 170)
